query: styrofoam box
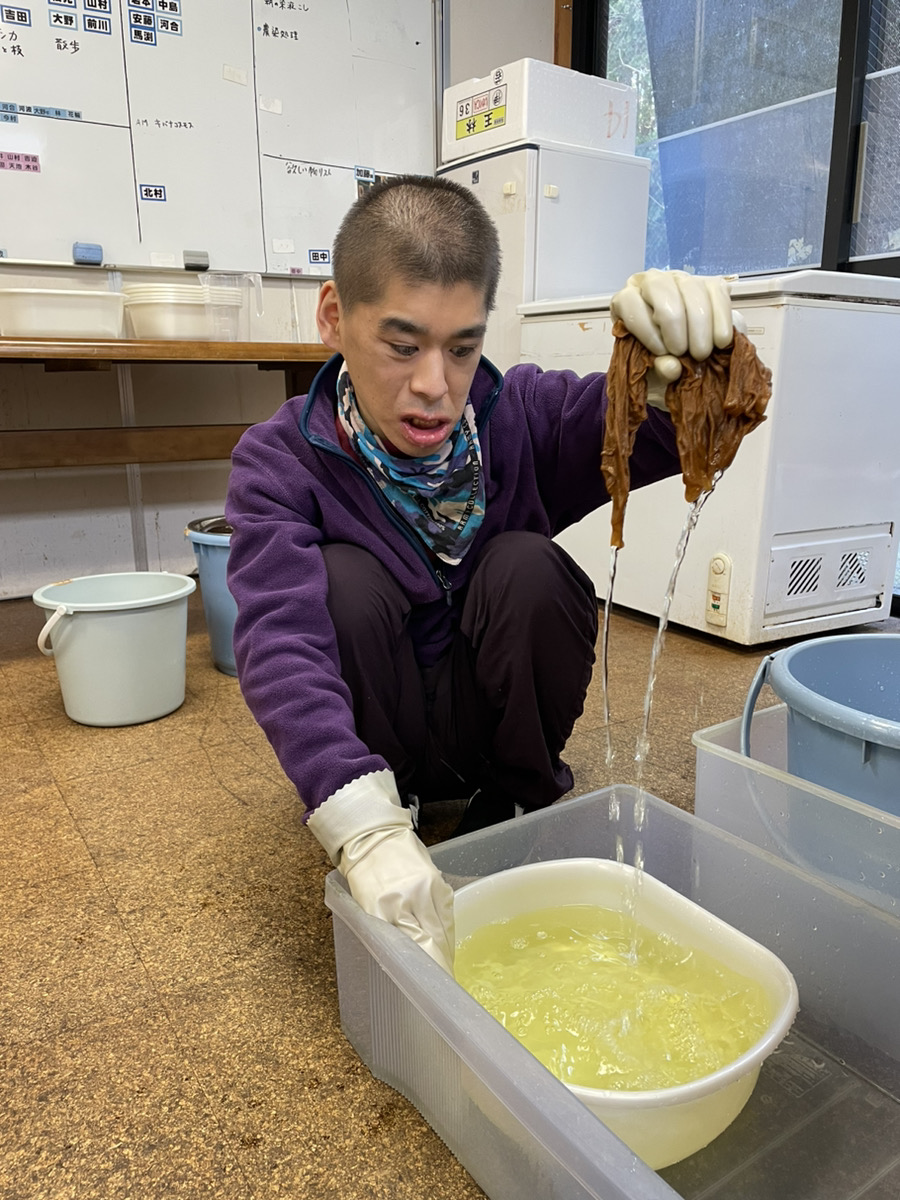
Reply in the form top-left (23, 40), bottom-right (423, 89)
top-left (694, 703), bottom-right (900, 918)
top-left (441, 58), bottom-right (637, 164)
top-left (325, 787), bottom-right (900, 1200)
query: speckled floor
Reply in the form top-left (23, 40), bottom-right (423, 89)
top-left (2, 587), bottom-right (897, 1199)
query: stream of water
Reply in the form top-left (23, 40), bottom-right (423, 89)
top-left (635, 480), bottom-right (720, 783)
top-left (603, 475), bottom-right (722, 957)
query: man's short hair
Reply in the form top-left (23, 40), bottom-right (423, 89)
top-left (332, 174), bottom-right (502, 313)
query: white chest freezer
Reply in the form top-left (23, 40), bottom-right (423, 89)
top-left (438, 139), bottom-right (649, 371)
top-left (519, 270), bottom-right (900, 645)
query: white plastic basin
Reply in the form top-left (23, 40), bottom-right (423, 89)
top-left (454, 858), bottom-right (799, 1170)
top-left (125, 299), bottom-right (214, 339)
top-left (124, 286), bottom-right (242, 339)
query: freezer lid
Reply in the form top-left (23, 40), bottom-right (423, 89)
top-left (731, 269), bottom-right (900, 303)
top-left (518, 268), bottom-right (900, 318)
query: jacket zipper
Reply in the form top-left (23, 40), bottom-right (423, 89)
top-left (312, 439), bottom-right (455, 599)
top-left (435, 567), bottom-right (453, 606)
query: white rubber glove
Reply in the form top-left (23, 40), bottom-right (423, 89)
top-left (610, 269), bottom-right (735, 408)
top-left (307, 769), bottom-right (455, 973)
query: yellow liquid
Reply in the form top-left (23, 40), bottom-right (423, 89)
top-left (454, 904), bottom-right (773, 1091)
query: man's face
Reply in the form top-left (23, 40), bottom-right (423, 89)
top-left (316, 276), bottom-right (488, 458)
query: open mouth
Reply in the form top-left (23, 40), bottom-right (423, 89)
top-left (401, 415), bottom-right (451, 448)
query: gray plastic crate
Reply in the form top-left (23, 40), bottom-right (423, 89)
top-left (325, 788), bottom-right (900, 1199)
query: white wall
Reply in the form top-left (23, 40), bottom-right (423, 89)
top-left (448, 0), bottom-right (555, 86)
top-left (0, 2), bottom-right (557, 599)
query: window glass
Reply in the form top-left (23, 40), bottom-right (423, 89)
top-left (850, 1), bottom-right (900, 261)
top-left (607, 0), bottom-right (841, 274)
top-left (867, 0), bottom-right (900, 71)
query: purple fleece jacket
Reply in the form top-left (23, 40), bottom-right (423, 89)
top-left (225, 354), bottom-right (679, 817)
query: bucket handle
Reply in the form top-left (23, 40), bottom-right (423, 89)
top-left (740, 654), bottom-right (776, 757)
top-left (37, 604), bottom-right (69, 657)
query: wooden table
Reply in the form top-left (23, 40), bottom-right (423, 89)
top-left (0, 336), bottom-right (330, 569)
top-left (0, 337), bottom-right (329, 470)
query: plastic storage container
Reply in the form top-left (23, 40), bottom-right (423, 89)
top-left (185, 516), bottom-right (237, 676)
top-left (741, 634), bottom-right (900, 817)
top-left (32, 571), bottom-right (196, 726)
top-left (453, 858), bottom-right (798, 1170)
top-left (695, 703), bottom-right (900, 917)
top-left (0, 288), bottom-right (124, 338)
top-left (326, 787), bottom-right (900, 1200)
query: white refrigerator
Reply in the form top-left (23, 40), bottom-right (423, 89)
top-left (438, 139), bottom-right (650, 371)
top-left (519, 270), bottom-right (900, 646)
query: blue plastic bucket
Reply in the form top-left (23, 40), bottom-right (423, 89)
top-left (33, 571), bottom-right (196, 727)
top-left (185, 516), bottom-right (237, 676)
top-left (741, 634), bottom-right (900, 817)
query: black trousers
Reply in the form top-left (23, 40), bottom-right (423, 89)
top-left (323, 531), bottom-right (598, 813)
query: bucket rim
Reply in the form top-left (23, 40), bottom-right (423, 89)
top-left (32, 571), bottom-right (196, 613)
top-left (186, 530), bottom-right (232, 546)
top-left (768, 633), bottom-right (900, 750)
top-left (186, 515), bottom-right (232, 545)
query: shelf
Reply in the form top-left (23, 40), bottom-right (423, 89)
top-left (0, 338), bottom-right (331, 469)
top-left (0, 336), bottom-right (329, 365)
top-left (0, 425), bottom-right (255, 470)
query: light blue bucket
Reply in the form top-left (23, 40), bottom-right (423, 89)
top-left (741, 634), bottom-right (900, 818)
top-left (33, 571), bottom-right (196, 727)
top-left (185, 516), bottom-right (237, 677)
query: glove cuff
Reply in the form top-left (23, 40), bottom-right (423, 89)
top-left (307, 769), bottom-right (410, 865)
